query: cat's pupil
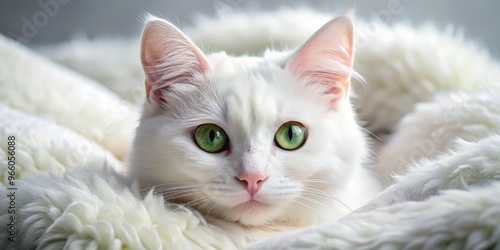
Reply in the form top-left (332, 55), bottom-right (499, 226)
top-left (287, 127), bottom-right (293, 141)
top-left (209, 129), bottom-right (216, 142)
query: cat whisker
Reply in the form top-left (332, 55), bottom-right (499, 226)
top-left (197, 196), bottom-right (216, 211)
top-left (300, 191), bottom-right (331, 202)
top-left (167, 201), bottom-right (200, 215)
top-left (140, 185), bottom-right (158, 197)
top-left (156, 187), bottom-right (200, 197)
top-left (167, 196), bottom-right (213, 215)
top-left (363, 128), bottom-right (386, 146)
top-left (329, 197), bottom-right (353, 212)
top-left (363, 167), bottom-right (392, 187)
top-left (154, 186), bottom-right (200, 192)
top-left (301, 179), bottom-right (370, 202)
top-left (153, 184), bottom-right (202, 190)
top-left (182, 196), bottom-right (211, 208)
top-left (154, 186), bottom-right (202, 195)
top-left (159, 190), bottom-right (200, 200)
top-left (301, 179), bottom-right (334, 185)
top-left (205, 200), bottom-right (220, 219)
top-left (291, 199), bottom-right (321, 214)
top-left (144, 182), bottom-right (204, 198)
top-left (300, 187), bottom-right (354, 212)
top-left (335, 186), bottom-right (374, 204)
top-left (148, 183), bottom-right (203, 192)
top-left (161, 193), bottom-right (197, 201)
top-left (151, 181), bottom-right (201, 187)
top-left (296, 195), bottom-right (329, 209)
top-left (300, 187), bottom-right (332, 199)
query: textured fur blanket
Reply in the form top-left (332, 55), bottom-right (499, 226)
top-left (1, 9), bottom-right (500, 249)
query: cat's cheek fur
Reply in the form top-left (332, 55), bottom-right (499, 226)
top-left (278, 103), bottom-right (369, 223)
top-left (129, 116), bottom-right (205, 184)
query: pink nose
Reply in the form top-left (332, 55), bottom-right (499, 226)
top-left (236, 173), bottom-right (267, 197)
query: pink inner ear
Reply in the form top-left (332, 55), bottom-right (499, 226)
top-left (287, 14), bottom-right (354, 100)
top-left (140, 18), bottom-right (210, 105)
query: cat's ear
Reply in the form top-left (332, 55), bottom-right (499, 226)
top-left (140, 16), bottom-right (210, 105)
top-left (286, 12), bottom-right (354, 101)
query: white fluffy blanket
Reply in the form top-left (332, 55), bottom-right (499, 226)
top-left (1, 9), bottom-right (500, 249)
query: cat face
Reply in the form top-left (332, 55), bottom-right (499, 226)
top-left (129, 13), bottom-right (368, 226)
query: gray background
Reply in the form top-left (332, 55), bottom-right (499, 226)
top-left (1, 0), bottom-right (499, 58)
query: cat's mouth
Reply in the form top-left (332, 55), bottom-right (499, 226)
top-left (235, 199), bottom-right (269, 211)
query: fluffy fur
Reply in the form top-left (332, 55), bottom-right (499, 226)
top-left (0, 34), bottom-right (138, 160)
top-left (129, 14), bottom-right (382, 241)
top-left (374, 91), bottom-right (500, 183)
top-left (0, 104), bottom-right (123, 185)
top-left (38, 39), bottom-right (144, 106)
top-left (351, 23), bottom-right (500, 134)
top-left (1, 8), bottom-right (500, 249)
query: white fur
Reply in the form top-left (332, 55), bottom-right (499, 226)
top-left (129, 15), bottom-right (382, 242)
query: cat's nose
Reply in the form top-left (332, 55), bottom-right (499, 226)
top-left (236, 173), bottom-right (267, 197)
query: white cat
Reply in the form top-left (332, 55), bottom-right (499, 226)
top-left (128, 12), bottom-right (382, 243)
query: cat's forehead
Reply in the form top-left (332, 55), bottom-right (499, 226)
top-left (203, 55), bottom-right (284, 128)
top-left (206, 52), bottom-right (288, 78)
top-left (193, 52), bottom-right (327, 134)
top-left (206, 53), bottom-right (291, 101)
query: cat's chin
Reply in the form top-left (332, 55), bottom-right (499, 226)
top-left (221, 199), bottom-right (282, 226)
top-left (235, 200), bottom-right (269, 211)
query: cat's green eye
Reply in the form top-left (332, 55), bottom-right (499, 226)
top-left (274, 121), bottom-right (307, 150)
top-left (194, 124), bottom-right (229, 153)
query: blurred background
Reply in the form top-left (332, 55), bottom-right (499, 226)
top-left (0, 0), bottom-right (499, 58)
